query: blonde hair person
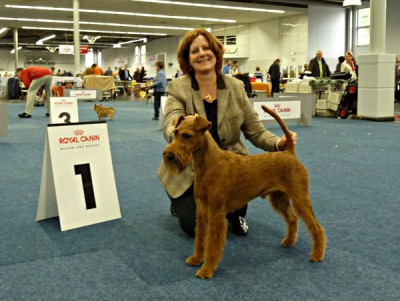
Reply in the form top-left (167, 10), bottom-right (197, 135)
top-left (157, 28), bottom-right (297, 237)
top-left (341, 51), bottom-right (358, 79)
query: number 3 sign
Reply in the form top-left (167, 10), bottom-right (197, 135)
top-left (36, 121), bottom-right (121, 231)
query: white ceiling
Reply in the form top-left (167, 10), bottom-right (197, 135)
top-left (0, 0), bottom-right (346, 52)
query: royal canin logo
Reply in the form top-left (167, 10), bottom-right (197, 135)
top-left (59, 129), bottom-right (100, 144)
top-left (272, 104), bottom-right (291, 113)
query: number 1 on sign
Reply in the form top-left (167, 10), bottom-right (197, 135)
top-left (74, 163), bottom-right (97, 209)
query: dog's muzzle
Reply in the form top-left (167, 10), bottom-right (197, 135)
top-left (164, 151), bottom-right (176, 162)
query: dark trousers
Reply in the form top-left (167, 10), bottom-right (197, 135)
top-left (153, 91), bottom-right (164, 118)
top-left (271, 78), bottom-right (280, 96)
top-left (168, 184), bottom-right (248, 237)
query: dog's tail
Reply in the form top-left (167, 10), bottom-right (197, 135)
top-left (261, 105), bottom-right (295, 154)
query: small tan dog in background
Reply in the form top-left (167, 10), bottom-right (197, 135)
top-left (93, 104), bottom-right (115, 120)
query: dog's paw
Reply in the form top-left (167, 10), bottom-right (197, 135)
top-left (310, 251), bottom-right (325, 262)
top-left (196, 267), bottom-right (214, 279)
top-left (186, 255), bottom-right (202, 266)
top-left (281, 237), bottom-right (296, 247)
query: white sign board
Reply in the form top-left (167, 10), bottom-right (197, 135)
top-left (115, 58), bottom-right (128, 67)
top-left (36, 121), bottom-right (121, 231)
top-left (49, 97), bottom-right (79, 124)
top-left (59, 45), bottom-right (74, 54)
top-left (68, 90), bottom-right (97, 100)
top-left (254, 101), bottom-right (301, 120)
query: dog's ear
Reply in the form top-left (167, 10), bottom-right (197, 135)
top-left (194, 116), bottom-right (212, 132)
top-left (173, 116), bottom-right (185, 127)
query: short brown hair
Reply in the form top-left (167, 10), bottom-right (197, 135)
top-left (155, 60), bottom-right (164, 69)
top-left (177, 28), bottom-right (225, 75)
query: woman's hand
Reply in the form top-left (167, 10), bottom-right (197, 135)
top-left (277, 131), bottom-right (297, 151)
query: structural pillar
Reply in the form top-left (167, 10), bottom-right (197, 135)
top-left (357, 0), bottom-right (395, 121)
top-left (73, 0), bottom-right (81, 76)
top-left (13, 28), bottom-right (19, 69)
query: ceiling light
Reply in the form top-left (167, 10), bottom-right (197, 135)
top-left (22, 26), bottom-right (167, 36)
top-left (130, 0), bottom-right (285, 13)
top-left (46, 46), bottom-right (58, 53)
top-left (343, 0), bottom-right (362, 6)
top-left (6, 4), bottom-right (236, 23)
top-left (85, 35), bottom-right (101, 44)
top-left (10, 46), bottom-right (22, 53)
top-left (113, 44), bottom-right (121, 48)
top-left (36, 34), bottom-right (56, 45)
top-left (0, 27), bottom-right (8, 35)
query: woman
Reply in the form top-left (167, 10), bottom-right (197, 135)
top-left (148, 61), bottom-right (166, 120)
top-left (341, 51), bottom-right (358, 79)
top-left (268, 58), bottom-right (281, 96)
top-left (158, 28), bottom-right (296, 237)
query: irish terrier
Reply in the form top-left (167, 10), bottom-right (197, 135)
top-left (162, 105), bottom-right (327, 279)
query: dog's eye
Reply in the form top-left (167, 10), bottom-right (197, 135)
top-left (182, 133), bottom-right (191, 140)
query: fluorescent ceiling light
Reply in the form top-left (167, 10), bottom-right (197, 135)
top-left (119, 38), bottom-right (147, 46)
top-left (10, 46), bottom-right (22, 53)
top-left (0, 27), bottom-right (8, 35)
top-left (343, 0), bottom-right (362, 6)
top-left (131, 0), bottom-right (285, 13)
top-left (22, 26), bottom-right (167, 36)
top-left (36, 34), bottom-right (56, 45)
top-left (0, 17), bottom-right (192, 31)
top-left (6, 4), bottom-right (236, 23)
top-left (46, 46), bottom-right (58, 53)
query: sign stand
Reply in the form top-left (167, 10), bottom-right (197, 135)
top-left (37, 99), bottom-right (121, 231)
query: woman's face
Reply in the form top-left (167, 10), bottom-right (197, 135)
top-left (345, 53), bottom-right (353, 62)
top-left (189, 34), bottom-right (216, 74)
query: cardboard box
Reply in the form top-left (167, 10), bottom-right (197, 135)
top-left (328, 92), bottom-right (343, 104)
top-left (316, 99), bottom-right (328, 109)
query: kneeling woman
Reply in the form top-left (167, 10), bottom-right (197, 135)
top-left (158, 28), bottom-right (295, 237)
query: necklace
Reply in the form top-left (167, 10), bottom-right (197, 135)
top-left (203, 94), bottom-right (212, 102)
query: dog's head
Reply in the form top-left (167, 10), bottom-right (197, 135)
top-left (93, 104), bottom-right (102, 112)
top-left (163, 115), bottom-right (211, 173)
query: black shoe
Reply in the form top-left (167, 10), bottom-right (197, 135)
top-left (46, 113), bottom-right (50, 117)
top-left (152, 116), bottom-right (159, 120)
top-left (18, 112), bottom-right (31, 118)
top-left (231, 216), bottom-right (249, 236)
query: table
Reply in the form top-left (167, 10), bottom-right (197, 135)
top-left (251, 82), bottom-right (271, 97)
top-left (52, 76), bottom-right (83, 88)
top-left (83, 76), bottom-right (116, 93)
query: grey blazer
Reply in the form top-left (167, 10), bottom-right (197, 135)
top-left (157, 73), bottom-right (279, 198)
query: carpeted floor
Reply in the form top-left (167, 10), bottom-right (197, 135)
top-left (0, 99), bottom-right (399, 300)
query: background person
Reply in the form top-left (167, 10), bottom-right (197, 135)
top-left (268, 58), bottom-right (281, 96)
top-left (335, 56), bottom-right (345, 73)
top-left (308, 50), bottom-right (331, 78)
top-left (148, 60), bottom-right (166, 120)
top-left (158, 28), bottom-right (297, 238)
top-left (341, 51), bottom-right (358, 79)
top-left (15, 66), bottom-right (53, 118)
top-left (222, 59), bottom-right (232, 75)
top-left (91, 64), bottom-right (104, 75)
top-left (254, 66), bottom-right (264, 82)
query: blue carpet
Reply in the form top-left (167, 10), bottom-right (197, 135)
top-left (0, 100), bottom-right (399, 300)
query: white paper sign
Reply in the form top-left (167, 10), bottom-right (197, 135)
top-left (36, 121), bottom-right (121, 231)
top-left (59, 45), bottom-right (74, 54)
top-left (68, 90), bottom-right (97, 99)
top-left (254, 101), bottom-right (301, 120)
top-left (49, 97), bottom-right (79, 124)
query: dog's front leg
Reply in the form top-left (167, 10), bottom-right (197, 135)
top-left (196, 210), bottom-right (227, 279)
top-left (186, 202), bottom-right (206, 266)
